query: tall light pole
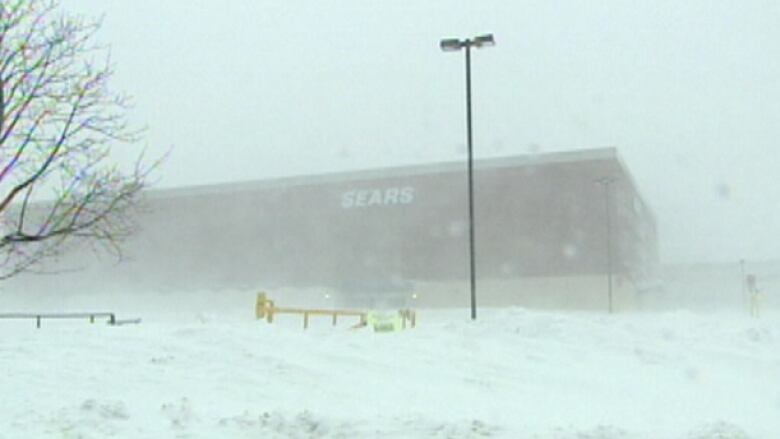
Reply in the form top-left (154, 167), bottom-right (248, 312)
top-left (595, 177), bottom-right (617, 313)
top-left (440, 34), bottom-right (494, 320)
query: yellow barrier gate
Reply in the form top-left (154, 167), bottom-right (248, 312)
top-left (255, 293), bottom-right (416, 330)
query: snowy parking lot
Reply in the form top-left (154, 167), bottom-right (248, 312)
top-left (1, 294), bottom-right (778, 438)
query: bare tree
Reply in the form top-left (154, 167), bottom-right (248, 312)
top-left (0, 0), bottom-right (157, 279)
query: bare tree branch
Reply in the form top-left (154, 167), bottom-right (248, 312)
top-left (0, 0), bottom-right (159, 279)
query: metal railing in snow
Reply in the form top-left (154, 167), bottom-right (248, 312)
top-left (0, 312), bottom-right (117, 328)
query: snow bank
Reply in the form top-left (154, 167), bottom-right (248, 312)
top-left (1, 297), bottom-right (778, 438)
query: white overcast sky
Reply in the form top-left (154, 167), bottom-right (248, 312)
top-left (64, 0), bottom-right (780, 265)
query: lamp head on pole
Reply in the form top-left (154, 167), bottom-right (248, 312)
top-left (472, 34), bottom-right (495, 48)
top-left (440, 38), bottom-right (464, 52)
top-left (440, 34), bottom-right (495, 52)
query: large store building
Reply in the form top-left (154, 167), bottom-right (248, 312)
top-left (10, 148), bottom-right (658, 310)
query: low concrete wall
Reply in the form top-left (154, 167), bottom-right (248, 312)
top-left (411, 275), bottom-right (637, 311)
top-left (287, 275), bottom-right (639, 311)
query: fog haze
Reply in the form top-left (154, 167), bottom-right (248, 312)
top-left (65, 0), bottom-right (780, 265)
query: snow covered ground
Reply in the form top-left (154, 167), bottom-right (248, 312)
top-left (1, 285), bottom-right (779, 439)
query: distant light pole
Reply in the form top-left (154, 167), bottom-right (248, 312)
top-left (440, 33), bottom-right (495, 320)
top-left (739, 258), bottom-right (746, 310)
top-left (595, 177), bottom-right (617, 313)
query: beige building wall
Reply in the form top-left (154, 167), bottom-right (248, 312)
top-left (5, 148), bottom-right (657, 312)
